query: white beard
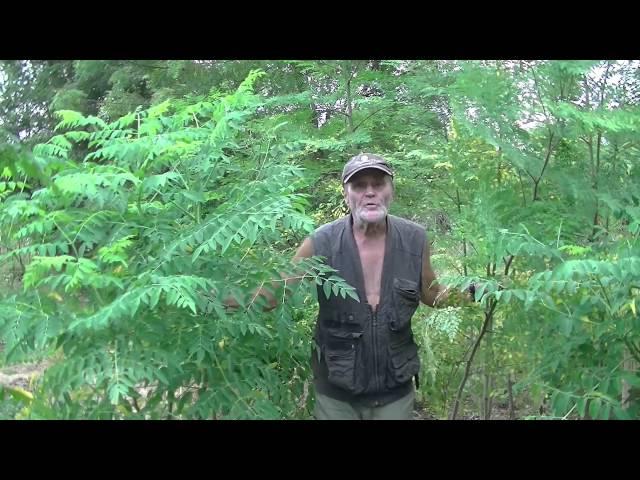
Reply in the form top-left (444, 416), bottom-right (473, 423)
top-left (352, 204), bottom-right (388, 226)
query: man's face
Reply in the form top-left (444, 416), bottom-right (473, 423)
top-left (343, 169), bottom-right (393, 225)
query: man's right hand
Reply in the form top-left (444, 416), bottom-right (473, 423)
top-left (223, 295), bottom-right (241, 311)
top-left (218, 237), bottom-right (314, 314)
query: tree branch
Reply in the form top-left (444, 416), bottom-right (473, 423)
top-left (353, 105), bottom-right (392, 132)
top-left (504, 255), bottom-right (515, 276)
top-left (533, 133), bottom-right (555, 201)
top-left (118, 60), bottom-right (172, 70)
top-left (530, 64), bottom-right (551, 125)
top-left (424, 181), bottom-right (458, 204)
top-left (598, 61), bottom-right (612, 108)
top-left (322, 106), bottom-right (350, 118)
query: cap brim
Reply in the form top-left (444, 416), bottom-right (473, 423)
top-left (343, 165), bottom-right (393, 184)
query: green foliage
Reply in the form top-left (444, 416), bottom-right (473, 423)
top-left (2, 60), bottom-right (640, 420)
top-left (0, 69), bottom-right (358, 419)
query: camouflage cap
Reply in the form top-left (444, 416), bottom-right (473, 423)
top-left (341, 153), bottom-right (394, 184)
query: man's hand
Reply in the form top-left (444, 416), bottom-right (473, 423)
top-left (218, 237), bottom-right (314, 314)
top-left (221, 282), bottom-right (278, 313)
top-left (432, 286), bottom-right (471, 308)
top-left (468, 283), bottom-right (479, 302)
top-left (223, 295), bottom-right (241, 311)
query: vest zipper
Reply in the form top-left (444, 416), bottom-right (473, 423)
top-left (371, 307), bottom-right (380, 392)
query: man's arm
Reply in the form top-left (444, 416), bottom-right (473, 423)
top-left (293, 236), bottom-right (314, 262)
top-left (420, 240), bottom-right (447, 307)
top-left (224, 237), bottom-right (314, 312)
top-left (420, 240), bottom-right (470, 308)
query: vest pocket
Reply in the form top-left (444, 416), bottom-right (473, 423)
top-left (391, 278), bottom-right (420, 331)
top-left (386, 340), bottom-right (420, 389)
top-left (324, 330), bottom-right (362, 393)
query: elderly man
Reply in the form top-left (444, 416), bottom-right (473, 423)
top-left (291, 153), bottom-right (455, 420)
top-left (225, 153), bottom-right (459, 419)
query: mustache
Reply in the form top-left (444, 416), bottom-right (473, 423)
top-left (354, 204), bottom-right (388, 216)
top-left (358, 203), bottom-right (387, 209)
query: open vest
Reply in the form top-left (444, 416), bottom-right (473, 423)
top-left (311, 214), bottom-right (426, 407)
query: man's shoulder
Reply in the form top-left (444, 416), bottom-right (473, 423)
top-left (388, 214), bottom-right (426, 234)
top-left (313, 215), bottom-right (349, 237)
top-left (311, 216), bottom-right (349, 256)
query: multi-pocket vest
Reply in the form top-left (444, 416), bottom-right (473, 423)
top-left (311, 214), bottom-right (426, 406)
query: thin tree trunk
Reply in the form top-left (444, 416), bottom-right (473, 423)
top-left (482, 313), bottom-right (494, 420)
top-left (591, 132), bottom-right (603, 239)
top-left (450, 299), bottom-right (497, 420)
top-left (456, 188), bottom-right (468, 276)
top-left (507, 374), bottom-right (516, 419)
top-left (517, 170), bottom-right (527, 207)
top-left (345, 74), bottom-right (354, 133)
top-left (622, 347), bottom-right (640, 410)
top-left (482, 370), bottom-right (493, 419)
top-left (532, 133), bottom-right (555, 202)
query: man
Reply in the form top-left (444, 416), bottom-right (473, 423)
top-left (292, 153), bottom-right (459, 420)
top-left (226, 153), bottom-right (460, 419)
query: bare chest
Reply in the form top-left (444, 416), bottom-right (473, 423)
top-left (354, 236), bottom-right (386, 310)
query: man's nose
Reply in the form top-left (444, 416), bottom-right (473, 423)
top-left (365, 185), bottom-right (375, 195)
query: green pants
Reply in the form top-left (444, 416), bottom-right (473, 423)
top-left (313, 389), bottom-right (415, 420)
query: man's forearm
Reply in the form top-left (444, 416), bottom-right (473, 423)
top-left (223, 282), bottom-right (278, 312)
top-left (224, 275), bottom-right (302, 313)
top-left (425, 285), bottom-right (471, 308)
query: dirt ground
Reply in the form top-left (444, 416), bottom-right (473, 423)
top-left (1, 358), bottom-right (537, 419)
top-left (0, 358), bottom-right (51, 391)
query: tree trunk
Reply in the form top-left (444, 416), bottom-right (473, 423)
top-left (345, 75), bottom-right (354, 133)
top-left (507, 374), bottom-right (516, 419)
top-left (482, 315), bottom-right (494, 420)
top-left (456, 188), bottom-right (468, 276)
top-left (450, 299), bottom-right (497, 420)
top-left (622, 347), bottom-right (640, 411)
